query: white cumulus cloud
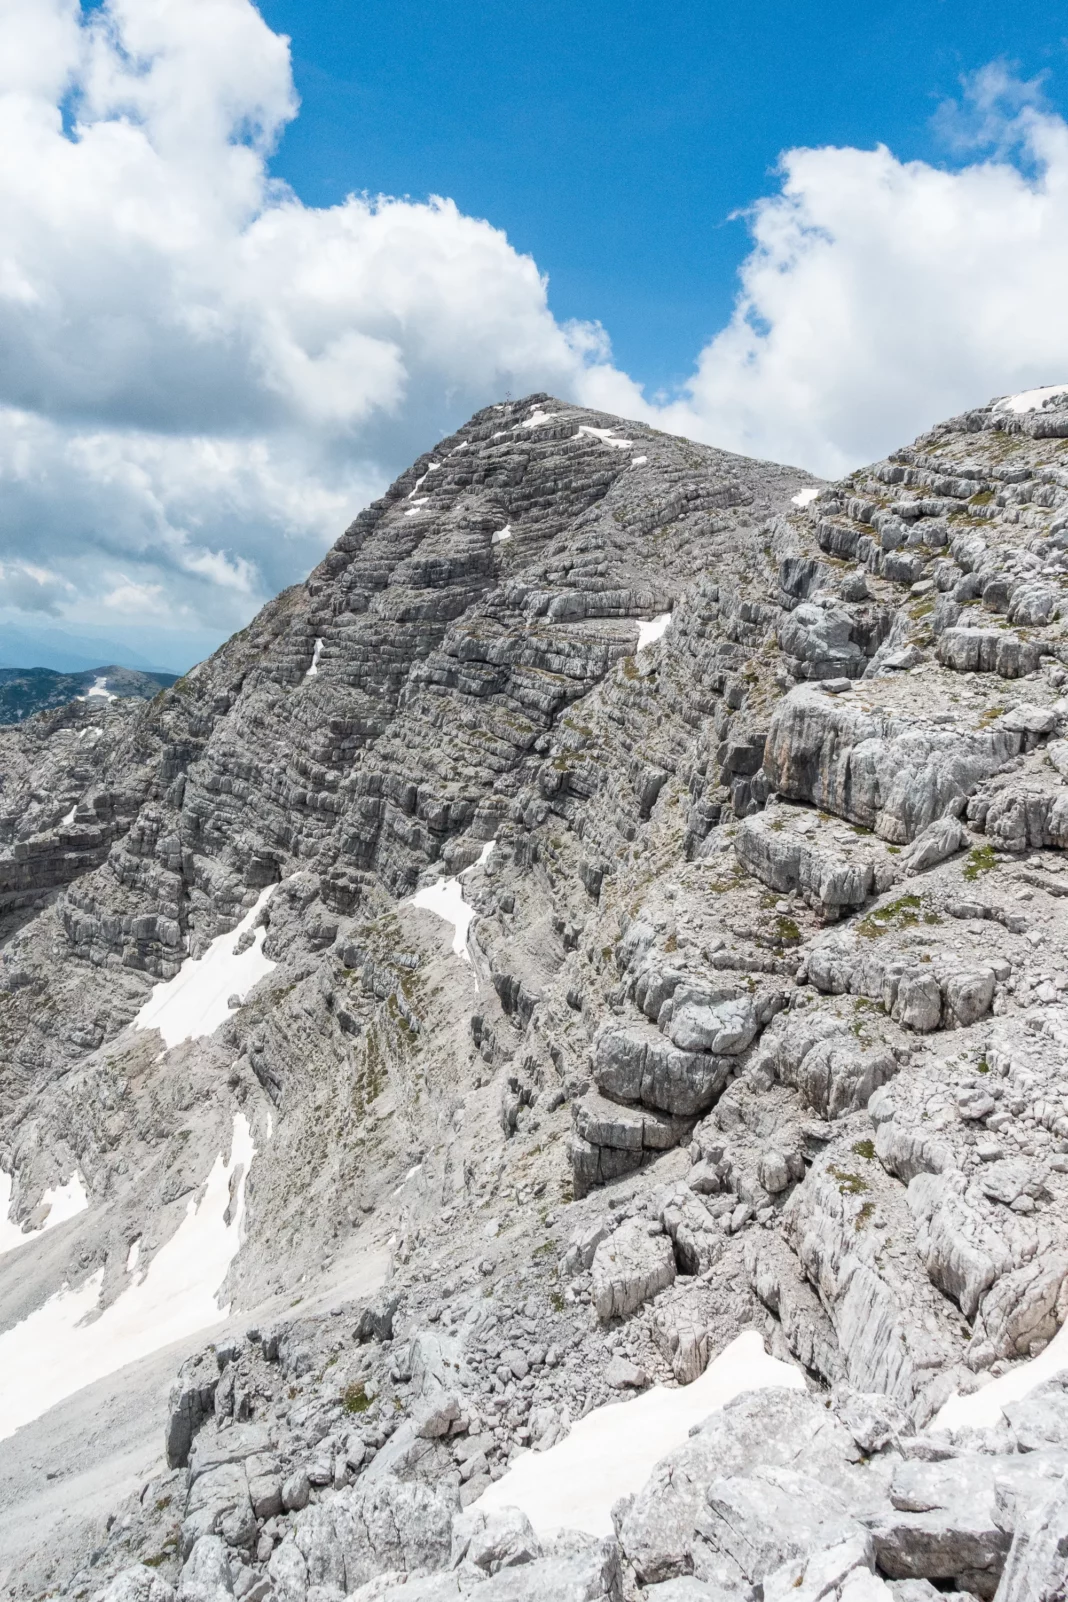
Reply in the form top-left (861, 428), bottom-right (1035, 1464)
top-left (0, 0), bottom-right (629, 660)
top-left (1, 8), bottom-right (1068, 664)
top-left (660, 66), bottom-right (1068, 476)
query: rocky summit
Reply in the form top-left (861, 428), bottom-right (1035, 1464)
top-left (3, 389), bottom-right (1068, 1601)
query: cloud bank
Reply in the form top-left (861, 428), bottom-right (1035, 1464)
top-left (1, 6), bottom-right (1068, 664)
top-left (658, 64), bottom-right (1068, 478)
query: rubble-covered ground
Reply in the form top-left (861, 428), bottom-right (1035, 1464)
top-left (3, 389), bottom-right (1068, 1599)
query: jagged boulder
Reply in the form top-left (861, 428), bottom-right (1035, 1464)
top-left (591, 1021), bottom-right (735, 1116)
top-left (590, 1218), bottom-right (676, 1322)
top-left (618, 1388), bottom-right (866, 1584)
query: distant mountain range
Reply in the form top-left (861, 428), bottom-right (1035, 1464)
top-left (0, 665), bottom-right (177, 724)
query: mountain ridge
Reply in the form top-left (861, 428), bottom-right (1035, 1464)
top-left (2, 390), bottom-right (1068, 1599)
top-left (0, 665), bottom-right (177, 725)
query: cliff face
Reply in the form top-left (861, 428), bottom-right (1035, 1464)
top-left (4, 388), bottom-right (1068, 1601)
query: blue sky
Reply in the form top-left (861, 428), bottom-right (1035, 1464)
top-left (258, 0), bottom-right (1068, 393)
top-left (3, 0), bottom-right (1068, 671)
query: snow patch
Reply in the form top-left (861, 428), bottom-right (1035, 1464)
top-left (133, 886), bottom-right (277, 1050)
top-left (450, 441), bottom-right (469, 453)
top-left (77, 676), bottom-right (116, 702)
top-left (575, 425), bottom-right (633, 450)
top-left (393, 1163), bottom-right (423, 1196)
top-left (404, 497), bottom-right (429, 516)
top-left (519, 409), bottom-right (556, 429)
top-left (305, 637), bottom-right (324, 678)
top-left (933, 1315), bottom-right (1068, 1432)
top-left (126, 1239), bottom-right (140, 1274)
top-left (40, 1171), bottom-right (89, 1228)
top-left (409, 842), bottom-right (494, 961)
top-left (996, 384), bottom-right (1068, 415)
top-left (792, 486), bottom-right (820, 507)
top-left (631, 455), bottom-right (648, 467)
top-left (636, 612), bottom-right (672, 652)
top-left (491, 525), bottom-right (512, 546)
top-left (60, 805), bottom-right (77, 827)
top-left (0, 1168), bottom-right (89, 1258)
top-left (0, 1115), bottom-right (253, 1442)
top-left (475, 1331), bottom-right (804, 1538)
top-left (408, 463), bottom-right (440, 499)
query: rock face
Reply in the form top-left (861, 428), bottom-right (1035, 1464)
top-left (8, 388), bottom-right (1068, 1599)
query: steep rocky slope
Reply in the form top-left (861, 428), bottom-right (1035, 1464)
top-left (3, 389), bottom-right (1068, 1601)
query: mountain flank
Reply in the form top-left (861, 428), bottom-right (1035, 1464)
top-left (2, 390), bottom-right (1068, 1600)
top-left (0, 665), bottom-right (177, 725)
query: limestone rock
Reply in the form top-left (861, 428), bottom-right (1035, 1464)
top-left (94, 1569), bottom-right (177, 1602)
top-left (590, 1219), bottom-right (676, 1322)
top-left (994, 1472), bottom-right (1068, 1602)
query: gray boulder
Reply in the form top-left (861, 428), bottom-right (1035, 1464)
top-left (694, 1466), bottom-right (865, 1591)
top-left (591, 1218), bottom-right (676, 1322)
top-left (181, 1463), bottom-right (255, 1559)
top-left (296, 1470), bottom-right (458, 1593)
top-left (591, 1021), bottom-right (733, 1117)
top-left (903, 816), bottom-right (964, 874)
top-left (1004, 1373), bottom-right (1068, 1452)
top-left (178, 1536), bottom-right (233, 1602)
top-left (619, 1387), bottom-right (865, 1584)
top-left (473, 1534), bottom-right (621, 1600)
top-left (94, 1568), bottom-right (177, 1602)
top-left (450, 1505), bottom-right (542, 1574)
top-left (762, 684), bottom-right (1021, 843)
top-left (762, 1533), bottom-right (882, 1602)
top-left (866, 1451), bottom-right (1068, 1598)
top-left (994, 1471), bottom-right (1068, 1602)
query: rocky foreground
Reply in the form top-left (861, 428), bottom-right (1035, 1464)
top-left (4, 389), bottom-right (1068, 1599)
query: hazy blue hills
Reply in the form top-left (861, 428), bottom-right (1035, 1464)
top-left (0, 665), bottom-right (177, 725)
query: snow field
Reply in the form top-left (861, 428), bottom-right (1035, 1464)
top-left (133, 885), bottom-right (277, 1049)
top-left (996, 384), bottom-right (1068, 415)
top-left (77, 676), bottom-right (116, 702)
top-left (475, 1330), bottom-right (805, 1538)
top-left (0, 1169), bottom-right (89, 1257)
top-left (933, 1313), bottom-right (1068, 1432)
top-left (0, 1114), bottom-right (253, 1441)
top-left (575, 425), bottom-right (633, 450)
